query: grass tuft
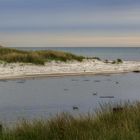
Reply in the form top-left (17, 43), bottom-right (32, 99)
top-left (112, 58), bottom-right (123, 64)
top-left (0, 47), bottom-right (85, 65)
top-left (1, 102), bottom-right (140, 139)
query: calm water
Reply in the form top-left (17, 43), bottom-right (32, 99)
top-left (0, 47), bottom-right (140, 125)
top-left (15, 47), bottom-right (140, 61)
top-left (0, 73), bottom-right (140, 124)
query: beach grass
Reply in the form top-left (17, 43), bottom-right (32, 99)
top-left (1, 102), bottom-right (140, 140)
top-left (0, 47), bottom-right (85, 65)
top-left (112, 58), bottom-right (123, 64)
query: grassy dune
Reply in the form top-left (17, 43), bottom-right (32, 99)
top-left (0, 47), bottom-right (85, 65)
top-left (1, 103), bottom-right (140, 140)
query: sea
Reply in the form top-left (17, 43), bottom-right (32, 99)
top-left (0, 47), bottom-right (140, 125)
top-left (15, 47), bottom-right (140, 61)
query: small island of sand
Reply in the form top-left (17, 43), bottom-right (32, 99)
top-left (0, 47), bottom-right (140, 80)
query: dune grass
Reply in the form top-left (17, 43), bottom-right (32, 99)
top-left (112, 59), bottom-right (123, 64)
top-left (1, 102), bottom-right (140, 140)
top-left (0, 47), bottom-right (85, 65)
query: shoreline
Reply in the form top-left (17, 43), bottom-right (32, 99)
top-left (0, 71), bottom-right (132, 81)
top-left (0, 59), bottom-right (140, 80)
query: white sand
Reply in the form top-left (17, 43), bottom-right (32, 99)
top-left (0, 59), bottom-right (140, 80)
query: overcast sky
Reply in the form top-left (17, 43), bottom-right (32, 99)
top-left (0, 0), bottom-right (140, 47)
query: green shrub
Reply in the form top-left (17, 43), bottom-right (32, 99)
top-left (112, 58), bottom-right (123, 64)
top-left (117, 58), bottom-right (123, 63)
top-left (87, 56), bottom-right (101, 61)
top-left (112, 60), bottom-right (116, 64)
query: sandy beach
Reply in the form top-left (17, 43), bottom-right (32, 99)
top-left (0, 59), bottom-right (140, 80)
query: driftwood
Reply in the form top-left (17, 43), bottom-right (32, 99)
top-left (133, 70), bottom-right (140, 73)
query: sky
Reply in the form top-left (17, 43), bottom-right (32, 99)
top-left (0, 0), bottom-right (140, 47)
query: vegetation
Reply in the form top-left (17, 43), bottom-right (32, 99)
top-left (112, 58), bottom-right (123, 64)
top-left (0, 102), bottom-right (140, 140)
top-left (0, 47), bottom-right (85, 65)
top-left (104, 58), bottom-right (123, 64)
top-left (117, 58), bottom-right (123, 63)
top-left (87, 56), bottom-right (101, 61)
top-left (104, 59), bottom-right (109, 63)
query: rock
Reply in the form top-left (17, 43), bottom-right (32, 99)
top-left (94, 80), bottom-right (100, 83)
top-left (83, 79), bottom-right (90, 82)
top-left (71, 79), bottom-right (79, 81)
top-left (17, 80), bottom-right (26, 83)
top-left (133, 70), bottom-right (140, 73)
top-left (0, 80), bottom-right (7, 82)
top-left (64, 89), bottom-right (69, 91)
top-left (72, 106), bottom-right (79, 110)
top-left (93, 92), bottom-right (98, 96)
top-left (100, 96), bottom-right (114, 98)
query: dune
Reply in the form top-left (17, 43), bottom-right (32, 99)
top-left (0, 59), bottom-right (140, 80)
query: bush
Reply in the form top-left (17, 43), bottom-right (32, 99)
top-left (112, 58), bottom-right (123, 64)
top-left (117, 58), bottom-right (123, 63)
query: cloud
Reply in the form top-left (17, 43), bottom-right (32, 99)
top-left (0, 6), bottom-right (140, 28)
top-left (0, 0), bottom-right (140, 47)
top-left (1, 32), bottom-right (140, 47)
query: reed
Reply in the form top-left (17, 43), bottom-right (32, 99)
top-left (1, 102), bottom-right (140, 140)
